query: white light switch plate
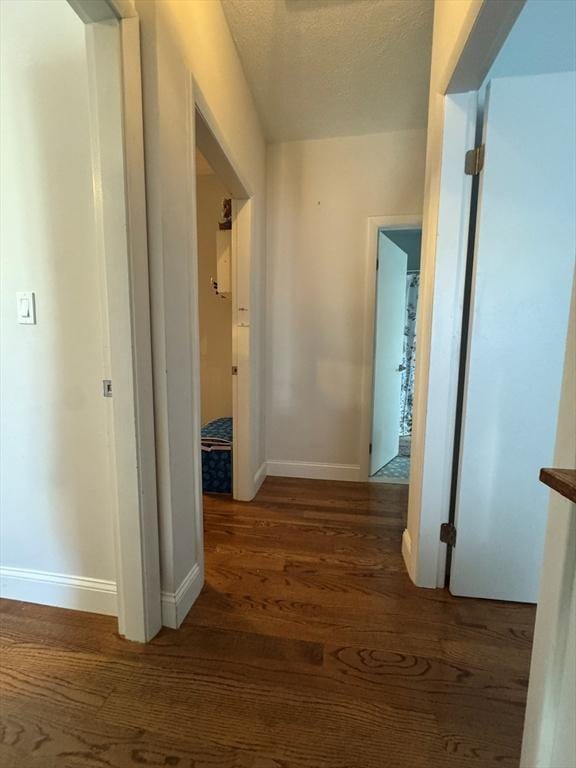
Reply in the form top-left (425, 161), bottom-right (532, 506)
top-left (16, 291), bottom-right (36, 324)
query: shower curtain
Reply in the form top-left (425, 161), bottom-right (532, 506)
top-left (399, 272), bottom-right (419, 436)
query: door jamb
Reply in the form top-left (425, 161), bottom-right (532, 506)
top-left (359, 215), bottom-right (422, 483)
top-left (68, 0), bottom-right (162, 642)
top-left (193, 85), bottom-right (255, 503)
top-left (408, 92), bottom-right (478, 588)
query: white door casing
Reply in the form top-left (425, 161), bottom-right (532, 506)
top-left (72, 0), bottom-right (162, 641)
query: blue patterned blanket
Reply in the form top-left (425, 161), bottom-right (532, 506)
top-left (201, 417), bottom-right (233, 494)
top-left (201, 417), bottom-right (232, 451)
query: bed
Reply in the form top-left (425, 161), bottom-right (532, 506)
top-left (201, 417), bottom-right (233, 494)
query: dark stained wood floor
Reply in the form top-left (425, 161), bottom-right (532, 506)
top-left (0, 477), bottom-right (536, 767)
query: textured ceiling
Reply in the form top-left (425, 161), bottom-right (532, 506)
top-left (221, 0), bottom-right (433, 142)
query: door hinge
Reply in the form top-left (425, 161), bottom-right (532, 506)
top-left (440, 522), bottom-right (456, 547)
top-left (102, 379), bottom-right (113, 398)
top-left (232, 366), bottom-right (238, 376)
top-left (465, 145), bottom-right (485, 176)
top-left (376, 257), bottom-right (379, 271)
top-left (369, 442), bottom-right (373, 455)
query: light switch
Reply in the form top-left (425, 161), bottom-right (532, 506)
top-left (16, 291), bottom-right (36, 324)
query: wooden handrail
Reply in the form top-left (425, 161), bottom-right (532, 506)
top-left (539, 468), bottom-right (576, 504)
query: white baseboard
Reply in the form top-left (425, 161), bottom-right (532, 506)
top-left (0, 566), bottom-right (117, 616)
top-left (254, 461), bottom-right (267, 494)
top-left (161, 562), bottom-right (203, 629)
top-left (266, 460), bottom-right (361, 482)
top-left (401, 528), bottom-right (416, 583)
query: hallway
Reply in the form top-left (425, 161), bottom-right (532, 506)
top-left (1, 478), bottom-right (535, 767)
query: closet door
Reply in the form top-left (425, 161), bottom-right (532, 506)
top-left (450, 73), bottom-right (576, 602)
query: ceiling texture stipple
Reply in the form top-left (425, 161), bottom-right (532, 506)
top-left (221, 0), bottom-right (433, 143)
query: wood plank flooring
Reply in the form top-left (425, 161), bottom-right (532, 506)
top-left (0, 477), bottom-right (536, 767)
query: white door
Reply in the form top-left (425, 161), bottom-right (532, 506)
top-left (370, 233), bottom-right (407, 475)
top-left (450, 73), bottom-right (576, 601)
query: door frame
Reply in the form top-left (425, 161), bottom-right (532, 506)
top-left (359, 215), bottom-right (422, 482)
top-left (67, 0), bottom-right (162, 642)
top-left (406, 0), bottom-right (525, 589)
top-left (193, 85), bottom-right (255, 503)
top-left (406, 92), bottom-right (478, 588)
top-left (412, 3), bottom-right (574, 763)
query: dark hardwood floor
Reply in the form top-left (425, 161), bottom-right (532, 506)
top-left (0, 477), bottom-right (536, 767)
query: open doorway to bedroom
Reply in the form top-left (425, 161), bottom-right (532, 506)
top-left (193, 105), bottom-right (254, 503)
top-left (195, 148), bottom-right (234, 495)
top-left (369, 227), bottom-right (421, 485)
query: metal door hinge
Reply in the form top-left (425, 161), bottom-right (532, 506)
top-left (465, 145), bottom-right (485, 176)
top-left (232, 366), bottom-right (238, 376)
top-left (376, 257), bottom-right (379, 271)
top-left (369, 442), bottom-right (373, 455)
top-left (102, 379), bottom-right (113, 398)
top-left (440, 522), bottom-right (456, 547)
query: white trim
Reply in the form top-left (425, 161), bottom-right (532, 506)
top-left (231, 198), bottom-right (254, 501)
top-left (68, 0), bottom-right (137, 21)
top-left (359, 214), bottom-right (422, 483)
top-left (194, 89), bottom-right (252, 200)
top-left (443, 0), bottom-right (525, 94)
top-left (254, 461), bottom-right (267, 494)
top-left (84, 17), bottom-right (161, 642)
top-left (67, 0), bottom-right (118, 23)
top-left (401, 529), bottom-right (416, 582)
top-left (193, 94), bottom-right (256, 503)
top-left (0, 567), bottom-right (117, 616)
top-left (266, 461), bottom-right (360, 482)
top-left (108, 0), bottom-right (137, 18)
top-left (117, 16), bottom-right (162, 639)
top-left (231, 199), bottom-right (240, 502)
top-left (161, 564), bottom-right (204, 629)
top-left (408, 93), bottom-right (478, 589)
top-left (185, 82), bottom-right (206, 597)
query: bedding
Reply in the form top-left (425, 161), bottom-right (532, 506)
top-left (201, 417), bottom-right (232, 494)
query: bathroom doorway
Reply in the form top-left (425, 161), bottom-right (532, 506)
top-left (368, 226), bottom-right (421, 485)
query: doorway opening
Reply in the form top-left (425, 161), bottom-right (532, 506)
top-left (193, 105), bottom-right (254, 506)
top-left (195, 149), bottom-right (234, 495)
top-left (369, 226), bottom-right (421, 485)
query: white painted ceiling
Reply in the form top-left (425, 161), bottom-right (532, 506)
top-left (221, 0), bottom-right (433, 142)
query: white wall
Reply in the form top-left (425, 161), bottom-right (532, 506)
top-left (0, 0), bottom-right (116, 611)
top-left (500, 12), bottom-right (576, 759)
top-left (521, 282), bottom-right (576, 768)
top-left (266, 130), bottom-right (426, 478)
top-left (197, 173), bottom-right (232, 424)
top-left (477, 1), bottom-right (576, 114)
top-left (488, 0), bottom-right (576, 80)
top-left (135, 0), bottom-right (266, 616)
